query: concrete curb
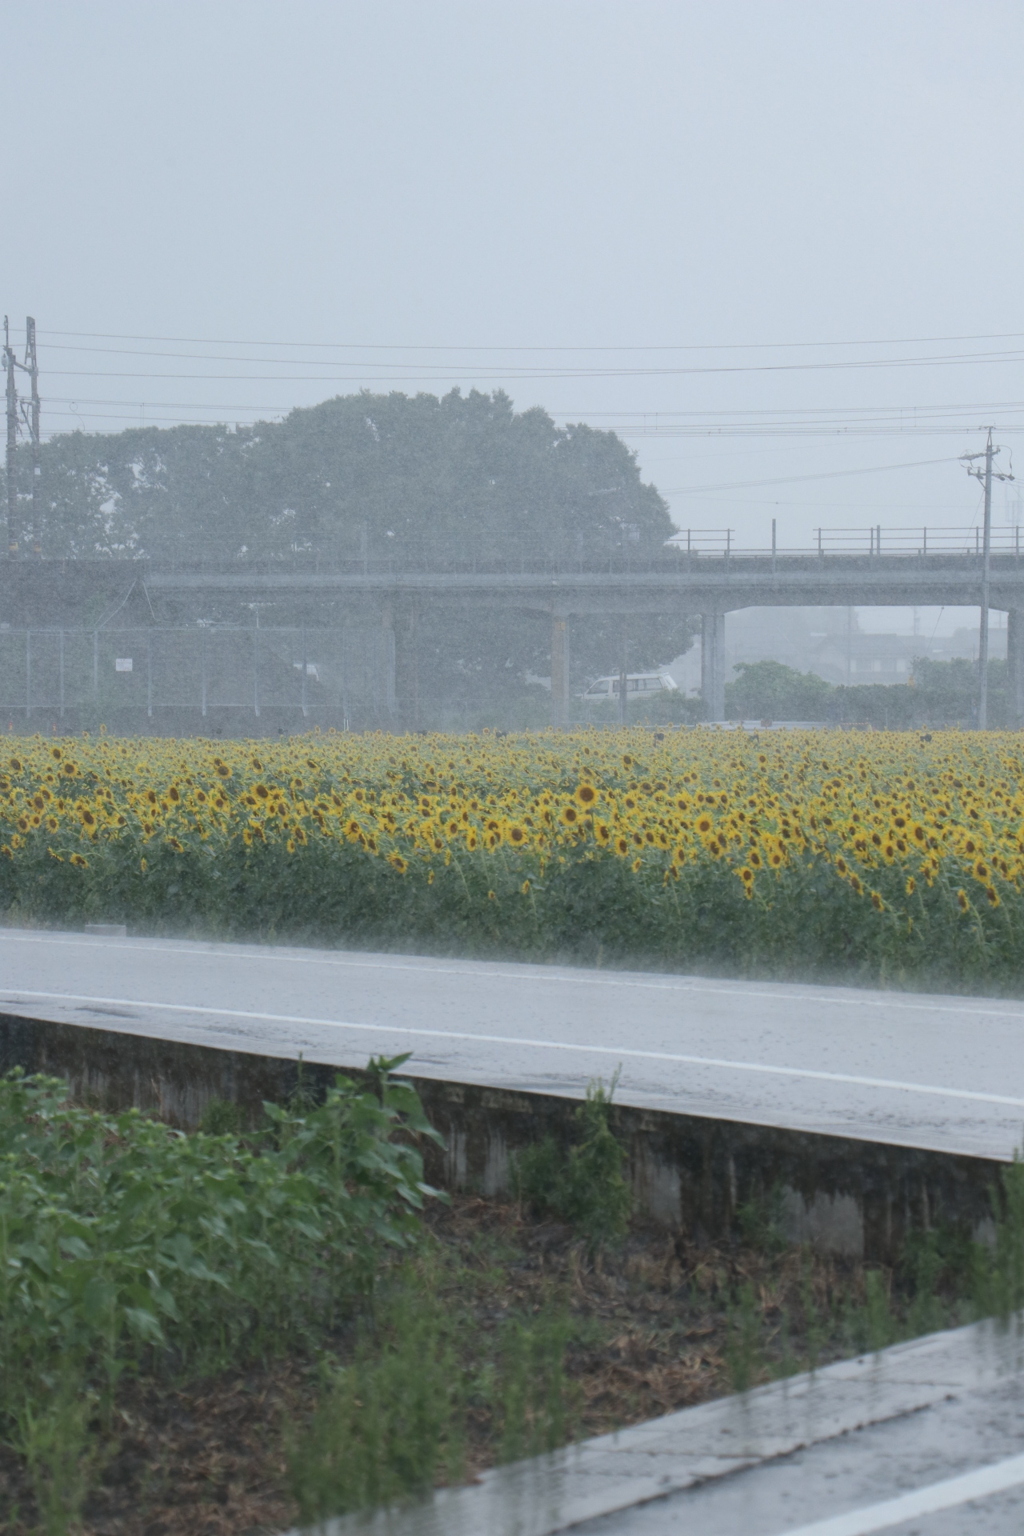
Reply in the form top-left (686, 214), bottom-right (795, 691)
top-left (283, 1315), bottom-right (1024, 1536)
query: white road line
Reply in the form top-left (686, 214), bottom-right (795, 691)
top-left (3, 929), bottom-right (1024, 1023)
top-left (4, 988), bottom-right (1024, 1109)
top-left (778, 1450), bottom-right (1024, 1535)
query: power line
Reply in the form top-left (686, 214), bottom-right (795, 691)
top-left (27, 346), bottom-right (1024, 382)
top-left (662, 456), bottom-right (961, 496)
top-left (31, 326), bottom-right (1024, 353)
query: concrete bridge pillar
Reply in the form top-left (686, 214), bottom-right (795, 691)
top-left (1008, 610), bottom-right (1024, 728)
top-left (393, 603), bottom-right (419, 729)
top-left (701, 611), bottom-right (726, 721)
top-left (380, 600), bottom-right (397, 722)
top-left (551, 614), bottom-right (570, 729)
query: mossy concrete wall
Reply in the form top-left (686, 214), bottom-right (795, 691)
top-left (0, 1010), bottom-right (1004, 1263)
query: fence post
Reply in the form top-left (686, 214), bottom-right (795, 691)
top-left (146, 631), bottom-right (153, 720)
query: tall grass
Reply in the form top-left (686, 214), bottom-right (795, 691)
top-left (722, 1159), bottom-right (1024, 1395)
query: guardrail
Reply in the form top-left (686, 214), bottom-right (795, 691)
top-left (668, 526), bottom-right (1024, 559)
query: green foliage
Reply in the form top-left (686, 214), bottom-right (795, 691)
top-left (736, 1184), bottom-right (788, 1256)
top-left (196, 1095), bottom-right (244, 1135)
top-left (727, 660), bottom-right (832, 721)
top-left (287, 1264), bottom-right (578, 1522)
top-left (287, 1275), bottom-right (466, 1522)
top-left (0, 1061), bottom-right (441, 1440)
top-left (515, 1077), bottom-right (630, 1249)
top-left (499, 1308), bottom-right (577, 1463)
top-left (725, 1282), bottom-right (764, 1393)
top-left (8, 390), bottom-right (696, 711)
top-left (15, 1367), bottom-right (101, 1536)
top-left (727, 655), bottom-right (1014, 731)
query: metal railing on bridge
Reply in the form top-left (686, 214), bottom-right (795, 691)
top-left (664, 526), bottom-right (1024, 561)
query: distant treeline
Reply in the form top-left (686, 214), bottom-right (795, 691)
top-left (726, 657), bottom-right (1013, 729)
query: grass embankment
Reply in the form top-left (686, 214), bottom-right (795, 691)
top-left (3, 1069), bottom-right (1024, 1535)
top-left (3, 729), bottom-right (1024, 991)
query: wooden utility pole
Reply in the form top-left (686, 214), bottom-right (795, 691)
top-left (25, 318), bottom-right (40, 554)
top-left (4, 317), bottom-right (18, 556)
top-left (963, 430), bottom-right (1014, 728)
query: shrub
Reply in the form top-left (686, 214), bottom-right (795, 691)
top-left (515, 1077), bottom-right (630, 1249)
top-left (0, 1058), bottom-right (441, 1435)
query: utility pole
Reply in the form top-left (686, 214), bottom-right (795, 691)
top-left (25, 318), bottom-right (40, 554)
top-left (963, 429), bottom-right (1014, 728)
top-left (2, 316), bottom-right (42, 559)
top-left (3, 318), bottom-right (18, 557)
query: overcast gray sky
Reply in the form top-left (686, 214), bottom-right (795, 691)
top-left (5, 0), bottom-right (1024, 602)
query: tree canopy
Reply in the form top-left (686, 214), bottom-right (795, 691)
top-left (726, 660), bottom-right (833, 720)
top-left (5, 390), bottom-right (694, 723)
top-left (15, 389), bottom-right (675, 567)
top-left (727, 655), bottom-right (1009, 730)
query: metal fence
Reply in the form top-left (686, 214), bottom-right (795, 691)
top-left (0, 626), bottom-right (394, 722)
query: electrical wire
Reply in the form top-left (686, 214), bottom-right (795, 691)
top-left (30, 326), bottom-right (1024, 352)
top-left (662, 456), bottom-right (961, 496)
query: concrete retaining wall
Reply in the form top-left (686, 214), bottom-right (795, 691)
top-left (0, 1010), bottom-right (1005, 1263)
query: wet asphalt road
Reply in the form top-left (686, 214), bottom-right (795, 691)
top-left (2, 928), bottom-right (1023, 1159)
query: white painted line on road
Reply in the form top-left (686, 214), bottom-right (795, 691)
top-left (777, 1449), bottom-right (1024, 1535)
top-left (5, 988), bottom-right (1024, 1109)
top-left (4, 929), bottom-right (1024, 1024)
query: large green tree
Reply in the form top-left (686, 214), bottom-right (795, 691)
top-left (8, 390), bottom-right (695, 719)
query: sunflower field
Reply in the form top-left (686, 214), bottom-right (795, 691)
top-left (2, 727), bottom-right (1024, 990)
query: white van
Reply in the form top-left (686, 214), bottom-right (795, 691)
top-left (581, 672), bottom-right (679, 702)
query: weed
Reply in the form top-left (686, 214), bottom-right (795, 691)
top-left (725, 1282), bottom-right (764, 1393)
top-left (514, 1076), bottom-right (630, 1249)
top-left (197, 1096), bottom-right (244, 1136)
top-left (737, 1184), bottom-right (788, 1256)
top-left (286, 1275), bottom-right (466, 1523)
top-left (16, 1368), bottom-right (100, 1536)
top-left (499, 1308), bottom-right (578, 1463)
top-left (287, 1263), bottom-right (579, 1521)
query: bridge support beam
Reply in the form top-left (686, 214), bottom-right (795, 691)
top-left (380, 601), bottom-right (397, 722)
top-left (701, 611), bottom-right (726, 722)
top-left (394, 602), bottom-right (419, 729)
top-left (1009, 610), bottom-right (1024, 728)
top-left (551, 615), bottom-right (570, 729)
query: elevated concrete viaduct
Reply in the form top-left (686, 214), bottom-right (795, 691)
top-left (3, 548), bottom-right (1022, 726)
top-left (144, 550), bottom-right (1024, 725)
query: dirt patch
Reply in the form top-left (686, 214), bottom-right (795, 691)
top-left (0, 1195), bottom-right (913, 1536)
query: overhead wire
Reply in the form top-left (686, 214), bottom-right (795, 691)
top-left (29, 325), bottom-right (1024, 351)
